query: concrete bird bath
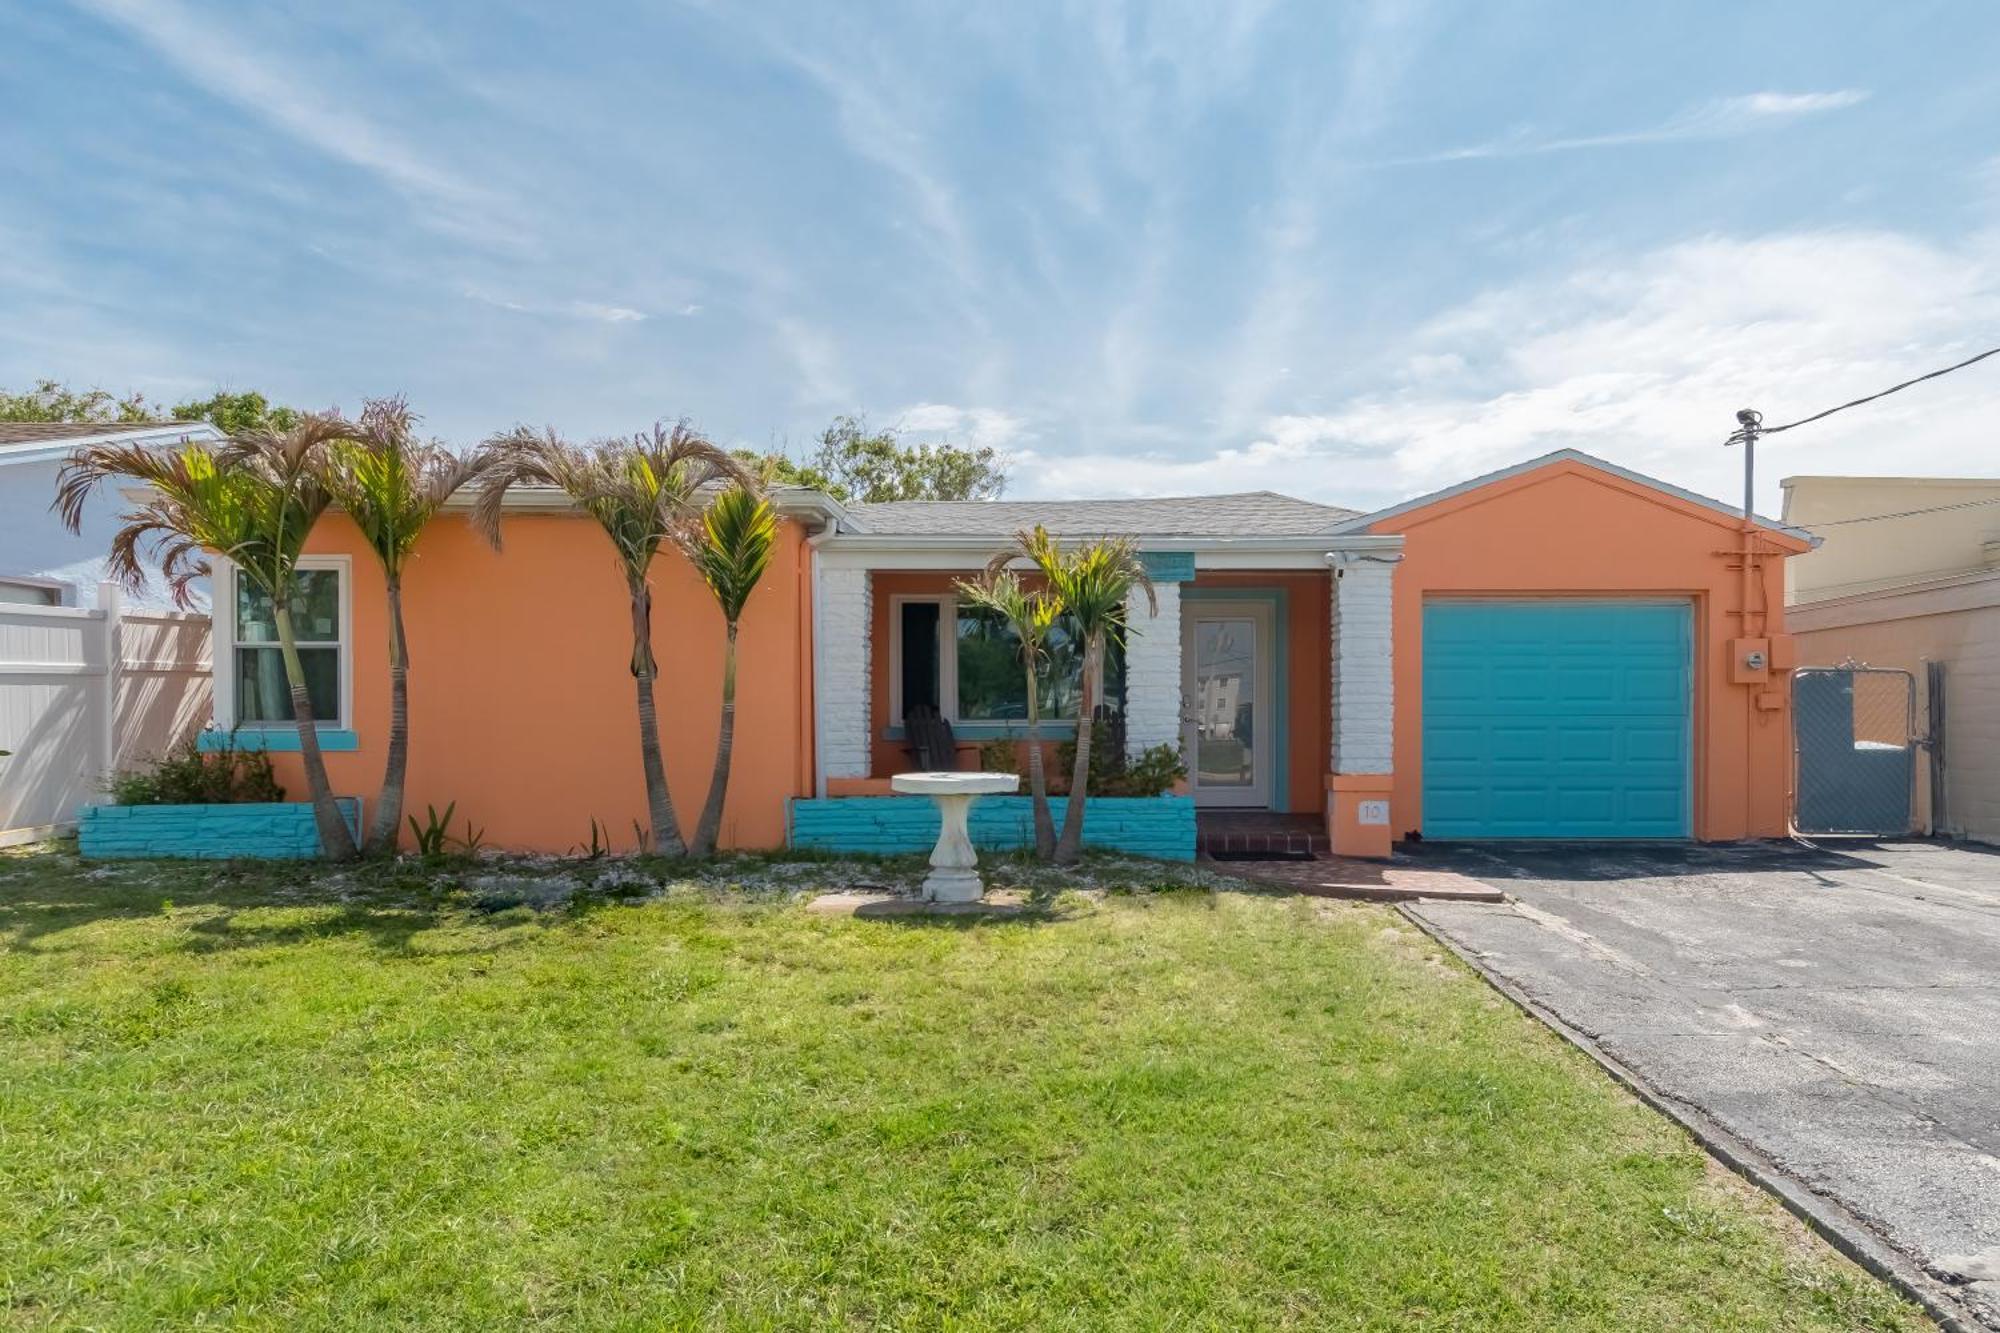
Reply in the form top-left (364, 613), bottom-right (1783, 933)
top-left (890, 771), bottom-right (1021, 902)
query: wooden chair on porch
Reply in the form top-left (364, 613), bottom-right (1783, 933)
top-left (903, 704), bottom-right (977, 772)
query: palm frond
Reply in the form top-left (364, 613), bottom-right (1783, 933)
top-left (322, 396), bottom-right (488, 573)
top-left (681, 487), bottom-right (777, 622)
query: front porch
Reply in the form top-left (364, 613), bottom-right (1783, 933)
top-left (809, 534), bottom-right (1405, 859)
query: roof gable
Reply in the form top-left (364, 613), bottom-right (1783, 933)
top-left (1337, 448), bottom-right (1815, 550)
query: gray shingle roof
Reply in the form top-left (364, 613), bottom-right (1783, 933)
top-left (843, 491), bottom-right (1359, 537)
top-left (0, 420), bottom-right (186, 446)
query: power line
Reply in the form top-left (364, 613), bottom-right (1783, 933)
top-left (1802, 492), bottom-right (2000, 528)
top-left (1727, 345), bottom-right (2000, 445)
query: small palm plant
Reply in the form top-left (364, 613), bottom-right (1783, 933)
top-left (955, 560), bottom-right (1064, 859)
top-left (474, 422), bottom-right (750, 857)
top-left (1016, 528), bottom-right (1155, 864)
top-left (679, 485), bottom-right (777, 856)
top-left (320, 397), bottom-right (487, 853)
top-left (55, 422), bottom-right (361, 860)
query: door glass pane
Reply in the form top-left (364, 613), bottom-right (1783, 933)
top-left (236, 646), bottom-right (339, 723)
top-left (1193, 619), bottom-right (1255, 787)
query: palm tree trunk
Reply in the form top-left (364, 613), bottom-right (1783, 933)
top-left (1054, 635), bottom-right (1101, 864)
top-left (630, 585), bottom-right (686, 856)
top-left (1024, 666), bottom-right (1055, 860)
top-left (275, 602), bottom-right (358, 861)
top-left (366, 576), bottom-right (410, 854)
top-left (690, 620), bottom-right (739, 856)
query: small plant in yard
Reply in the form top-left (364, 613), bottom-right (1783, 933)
top-left (106, 735), bottom-right (285, 806)
top-left (1052, 710), bottom-right (1186, 798)
top-left (407, 803), bottom-right (486, 861)
top-left (573, 817), bottom-right (611, 861)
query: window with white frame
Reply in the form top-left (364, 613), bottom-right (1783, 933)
top-left (891, 594), bottom-right (1123, 726)
top-left (0, 577), bottom-right (65, 607)
top-left (220, 558), bottom-right (350, 729)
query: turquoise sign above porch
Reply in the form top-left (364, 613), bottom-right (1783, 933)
top-left (1138, 551), bottom-right (1195, 583)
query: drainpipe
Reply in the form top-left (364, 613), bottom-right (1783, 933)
top-left (805, 526), bottom-right (837, 799)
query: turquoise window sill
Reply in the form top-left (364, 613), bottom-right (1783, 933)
top-left (198, 729), bottom-right (360, 753)
top-left (883, 720), bottom-right (1079, 742)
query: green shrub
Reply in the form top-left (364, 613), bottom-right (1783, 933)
top-left (1054, 713), bottom-right (1186, 798)
top-left (106, 735), bottom-right (285, 806)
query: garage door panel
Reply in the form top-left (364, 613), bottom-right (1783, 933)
top-left (1423, 601), bottom-right (1690, 839)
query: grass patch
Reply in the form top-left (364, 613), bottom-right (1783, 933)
top-left (0, 846), bottom-right (1925, 1330)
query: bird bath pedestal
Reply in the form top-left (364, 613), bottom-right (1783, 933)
top-left (890, 771), bottom-right (1021, 903)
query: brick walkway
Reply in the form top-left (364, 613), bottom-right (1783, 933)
top-left (1213, 854), bottom-right (1507, 903)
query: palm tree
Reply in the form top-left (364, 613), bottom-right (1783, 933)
top-left (320, 397), bottom-right (487, 854)
top-left (955, 560), bottom-right (1064, 859)
top-left (55, 421), bottom-right (361, 860)
top-left (473, 422), bottom-right (749, 856)
top-left (1016, 530), bottom-right (1155, 864)
top-left (679, 485), bottom-right (777, 856)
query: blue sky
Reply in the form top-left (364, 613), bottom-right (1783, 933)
top-left (5, 1), bottom-right (1997, 512)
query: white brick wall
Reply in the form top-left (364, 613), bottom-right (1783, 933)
top-left (817, 565), bottom-right (871, 783)
top-left (1123, 581), bottom-right (1181, 757)
top-left (1330, 554), bottom-right (1398, 774)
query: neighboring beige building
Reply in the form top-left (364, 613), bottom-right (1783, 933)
top-left (1783, 475), bottom-right (2000, 843)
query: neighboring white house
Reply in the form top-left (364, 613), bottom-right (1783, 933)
top-left (0, 419), bottom-right (227, 610)
top-left (1784, 474), bottom-right (2000, 844)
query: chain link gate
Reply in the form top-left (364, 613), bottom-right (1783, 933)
top-left (1793, 666), bottom-right (1916, 835)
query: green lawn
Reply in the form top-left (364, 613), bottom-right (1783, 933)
top-left (0, 848), bottom-right (1924, 1331)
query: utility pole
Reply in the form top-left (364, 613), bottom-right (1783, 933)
top-left (1729, 407), bottom-right (1762, 519)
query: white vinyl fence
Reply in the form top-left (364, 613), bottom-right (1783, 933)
top-left (0, 583), bottom-right (211, 844)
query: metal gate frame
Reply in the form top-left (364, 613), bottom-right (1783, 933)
top-left (1792, 665), bottom-right (1917, 836)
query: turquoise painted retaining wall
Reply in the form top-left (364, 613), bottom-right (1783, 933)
top-left (79, 799), bottom-right (363, 860)
top-left (789, 795), bottom-right (1195, 861)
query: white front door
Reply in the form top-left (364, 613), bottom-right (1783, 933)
top-left (1181, 602), bottom-right (1273, 808)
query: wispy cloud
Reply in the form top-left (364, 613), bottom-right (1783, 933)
top-left (463, 290), bottom-right (649, 323)
top-left (1397, 88), bottom-right (1870, 164)
top-left (1013, 227), bottom-right (1999, 513)
top-left (894, 402), bottom-right (1025, 452)
top-left (69, 0), bottom-right (515, 246)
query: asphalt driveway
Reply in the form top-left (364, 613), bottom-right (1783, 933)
top-left (1404, 839), bottom-right (2000, 1329)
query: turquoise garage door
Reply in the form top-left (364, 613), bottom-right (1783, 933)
top-left (1422, 601), bottom-right (1691, 839)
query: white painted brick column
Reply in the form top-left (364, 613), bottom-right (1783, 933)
top-left (1122, 581), bottom-right (1181, 758)
top-left (816, 565), bottom-right (871, 789)
top-left (1329, 553), bottom-right (1399, 773)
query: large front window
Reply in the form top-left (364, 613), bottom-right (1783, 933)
top-left (226, 563), bottom-right (347, 728)
top-left (893, 595), bottom-right (1119, 726)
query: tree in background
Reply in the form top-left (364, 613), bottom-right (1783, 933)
top-left (0, 380), bottom-right (302, 434)
top-left (679, 485), bottom-right (777, 857)
top-left (0, 379), bottom-right (152, 423)
top-left (55, 423), bottom-right (360, 861)
top-left (320, 398), bottom-right (487, 854)
top-left (475, 423), bottom-right (751, 856)
top-left (171, 391), bottom-right (300, 436)
top-left (747, 414), bottom-right (1008, 503)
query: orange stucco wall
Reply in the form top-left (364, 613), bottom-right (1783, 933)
top-left (1372, 461), bottom-right (1806, 842)
top-left (268, 512), bottom-right (813, 853)
top-left (1188, 572), bottom-right (1330, 815)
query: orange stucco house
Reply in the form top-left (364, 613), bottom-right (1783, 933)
top-left (226, 450), bottom-right (1810, 857)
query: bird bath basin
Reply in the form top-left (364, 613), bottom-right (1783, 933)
top-left (890, 771), bottom-right (1021, 902)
